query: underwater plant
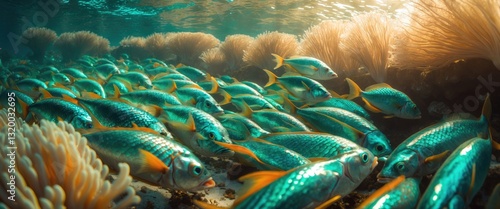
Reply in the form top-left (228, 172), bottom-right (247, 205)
top-left (117, 36), bottom-right (150, 61)
top-left (144, 33), bottom-right (173, 61)
top-left (299, 20), bottom-right (360, 77)
top-left (243, 31), bottom-right (299, 70)
top-left (21, 27), bottom-right (57, 63)
top-left (392, 0), bottom-right (500, 70)
top-left (200, 47), bottom-right (229, 74)
top-left (219, 34), bottom-right (254, 71)
top-left (342, 11), bottom-right (394, 82)
top-left (0, 111), bottom-right (140, 209)
top-left (166, 32), bottom-right (220, 68)
top-left (54, 31), bottom-right (110, 62)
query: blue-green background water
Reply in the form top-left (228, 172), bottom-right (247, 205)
top-left (0, 0), bottom-right (408, 55)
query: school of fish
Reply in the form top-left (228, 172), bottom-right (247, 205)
top-left (0, 54), bottom-right (499, 209)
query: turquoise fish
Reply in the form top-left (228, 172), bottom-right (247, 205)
top-left (84, 129), bottom-right (215, 191)
top-left (28, 98), bottom-right (92, 129)
top-left (378, 95), bottom-right (491, 181)
top-left (313, 97), bottom-right (371, 121)
top-left (346, 78), bottom-right (421, 119)
top-left (357, 176), bottom-right (420, 209)
top-left (272, 53), bottom-right (338, 80)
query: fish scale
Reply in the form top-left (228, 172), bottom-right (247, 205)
top-left (84, 130), bottom-right (213, 192)
top-left (77, 98), bottom-right (170, 136)
top-left (29, 98), bottom-right (92, 129)
top-left (359, 177), bottom-right (420, 209)
top-left (261, 132), bottom-right (362, 158)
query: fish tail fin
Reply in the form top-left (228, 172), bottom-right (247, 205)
top-left (345, 78), bottom-right (362, 100)
top-left (166, 80), bottom-right (177, 93)
top-left (219, 90), bottom-right (232, 106)
top-left (208, 77), bottom-right (219, 94)
top-left (263, 69), bottom-right (278, 88)
top-left (271, 53), bottom-right (284, 70)
top-left (18, 99), bottom-right (30, 120)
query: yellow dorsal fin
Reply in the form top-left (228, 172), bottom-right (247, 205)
top-left (166, 80), bottom-right (177, 93)
top-left (17, 99), bottom-right (30, 119)
top-left (328, 90), bottom-right (341, 98)
top-left (365, 83), bottom-right (392, 91)
top-left (175, 63), bottom-right (184, 68)
top-left (81, 91), bottom-right (102, 99)
top-left (193, 200), bottom-right (227, 209)
top-left (466, 163), bottom-right (476, 203)
top-left (362, 98), bottom-right (382, 113)
top-left (38, 87), bottom-right (53, 98)
top-left (208, 76), bottom-right (219, 94)
top-left (62, 94), bottom-right (79, 105)
top-left (214, 141), bottom-right (266, 165)
top-left (138, 104), bottom-right (163, 117)
top-left (345, 78), bottom-right (362, 100)
top-left (271, 53), bottom-right (284, 70)
top-left (137, 149), bottom-right (169, 174)
top-left (424, 150), bottom-right (450, 164)
top-left (315, 195), bottom-right (341, 209)
top-left (153, 62), bottom-right (161, 68)
top-left (56, 116), bottom-right (64, 121)
top-left (239, 101), bottom-right (254, 118)
top-left (152, 72), bottom-right (170, 81)
top-left (113, 84), bottom-right (121, 99)
top-left (186, 113), bottom-right (196, 131)
top-left (234, 170), bottom-right (287, 206)
top-left (219, 90), bottom-right (232, 106)
top-left (357, 175), bottom-right (405, 209)
top-left (263, 69), bottom-right (279, 88)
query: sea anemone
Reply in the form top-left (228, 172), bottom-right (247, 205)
top-left (243, 31), bottom-right (299, 70)
top-left (144, 33), bottom-right (173, 61)
top-left (21, 27), bottom-right (57, 63)
top-left (342, 12), bottom-right (394, 82)
top-left (200, 47), bottom-right (228, 74)
top-left (166, 32), bottom-right (220, 68)
top-left (219, 34), bottom-right (254, 71)
top-left (299, 20), bottom-right (361, 77)
top-left (0, 111), bottom-right (140, 209)
top-left (392, 0), bottom-right (500, 70)
top-left (54, 31), bottom-right (110, 62)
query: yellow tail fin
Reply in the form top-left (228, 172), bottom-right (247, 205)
top-left (345, 78), bottom-right (362, 100)
top-left (263, 69), bottom-right (278, 88)
top-left (271, 53), bottom-right (284, 70)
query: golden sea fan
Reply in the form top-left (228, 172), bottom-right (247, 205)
top-left (118, 36), bottom-right (150, 60)
top-left (392, 0), bottom-right (500, 70)
top-left (144, 33), bottom-right (173, 61)
top-left (200, 47), bottom-right (228, 74)
top-left (165, 32), bottom-right (221, 68)
top-left (54, 31), bottom-right (109, 62)
top-left (342, 12), bottom-right (394, 82)
top-left (219, 34), bottom-right (254, 71)
top-left (0, 112), bottom-right (140, 209)
top-left (299, 20), bottom-right (361, 77)
top-left (21, 27), bottom-right (57, 63)
top-left (243, 31), bottom-right (299, 70)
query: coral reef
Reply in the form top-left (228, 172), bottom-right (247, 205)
top-left (144, 33), bottom-right (173, 61)
top-left (21, 27), bottom-right (57, 63)
top-left (165, 32), bottom-right (220, 68)
top-left (342, 12), bottom-right (394, 82)
top-left (243, 31), bottom-right (298, 70)
top-left (392, 0), bottom-right (500, 70)
top-left (0, 111), bottom-right (140, 209)
top-left (116, 36), bottom-right (150, 61)
top-left (219, 34), bottom-right (254, 72)
top-left (200, 47), bottom-right (228, 75)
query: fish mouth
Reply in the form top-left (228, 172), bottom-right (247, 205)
top-left (189, 177), bottom-right (216, 192)
top-left (376, 173), bottom-right (393, 183)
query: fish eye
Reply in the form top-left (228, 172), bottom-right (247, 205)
top-left (205, 101), bottom-right (211, 107)
top-left (189, 163), bottom-right (203, 176)
top-left (360, 153), bottom-right (369, 163)
top-left (396, 162), bottom-right (405, 171)
top-left (208, 132), bottom-right (215, 139)
top-left (376, 145), bottom-right (384, 152)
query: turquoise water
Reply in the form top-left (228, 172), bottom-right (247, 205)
top-left (1, 0), bottom-right (408, 54)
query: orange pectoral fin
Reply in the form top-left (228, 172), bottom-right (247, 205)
top-left (234, 170), bottom-right (287, 207)
top-left (137, 149), bottom-right (169, 174)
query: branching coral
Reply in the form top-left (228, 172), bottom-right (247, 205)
top-left (219, 34), bottom-right (254, 71)
top-left (200, 47), bottom-right (228, 74)
top-left (342, 12), bottom-right (394, 82)
top-left (392, 0), bottom-right (500, 70)
top-left (243, 31), bottom-right (299, 70)
top-left (54, 31), bottom-right (110, 62)
top-left (21, 27), bottom-right (57, 63)
top-left (0, 110), bottom-right (140, 209)
top-left (165, 32), bottom-right (220, 68)
top-left (299, 20), bottom-right (361, 77)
